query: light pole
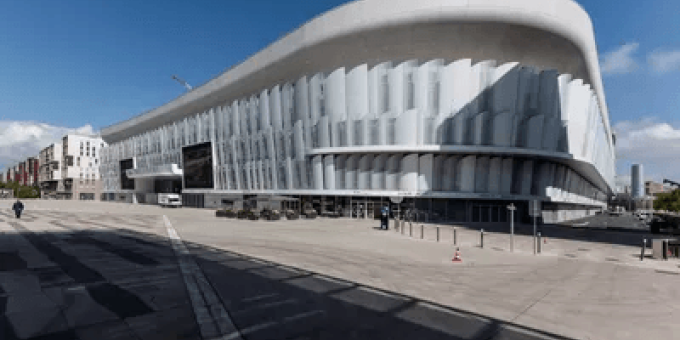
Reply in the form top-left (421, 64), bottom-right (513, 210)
top-left (507, 203), bottom-right (516, 252)
top-left (171, 75), bottom-right (192, 91)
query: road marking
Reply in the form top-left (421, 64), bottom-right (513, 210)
top-left (233, 298), bottom-right (298, 316)
top-left (163, 215), bottom-right (242, 340)
top-left (241, 293), bottom-right (279, 303)
top-left (282, 309), bottom-right (325, 322)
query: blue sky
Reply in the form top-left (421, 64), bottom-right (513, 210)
top-left (0, 0), bottom-right (679, 182)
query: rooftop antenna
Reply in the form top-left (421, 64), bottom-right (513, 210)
top-left (171, 75), bottom-right (192, 91)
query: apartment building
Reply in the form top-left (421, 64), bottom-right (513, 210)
top-left (39, 143), bottom-right (63, 198)
top-left (59, 134), bottom-right (107, 200)
top-left (26, 157), bottom-right (39, 186)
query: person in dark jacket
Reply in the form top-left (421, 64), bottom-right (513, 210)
top-left (12, 200), bottom-right (24, 219)
top-left (380, 204), bottom-right (390, 230)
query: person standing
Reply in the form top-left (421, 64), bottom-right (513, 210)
top-left (380, 204), bottom-right (390, 230)
top-left (12, 199), bottom-right (24, 219)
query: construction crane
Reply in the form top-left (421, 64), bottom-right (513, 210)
top-left (171, 75), bottom-right (192, 91)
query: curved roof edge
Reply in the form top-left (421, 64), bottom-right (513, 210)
top-left (102, 0), bottom-right (610, 145)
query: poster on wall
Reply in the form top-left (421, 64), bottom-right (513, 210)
top-left (119, 158), bottom-right (135, 190)
top-left (182, 142), bottom-right (214, 189)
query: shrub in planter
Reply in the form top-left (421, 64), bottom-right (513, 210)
top-left (237, 210), bottom-right (248, 219)
top-left (285, 209), bottom-right (299, 220)
top-left (302, 209), bottom-right (318, 219)
top-left (215, 209), bottom-right (227, 217)
top-left (267, 209), bottom-right (281, 221)
top-left (224, 209), bottom-right (236, 218)
top-left (247, 210), bottom-right (260, 220)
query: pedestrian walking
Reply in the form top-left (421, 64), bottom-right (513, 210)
top-left (12, 199), bottom-right (24, 219)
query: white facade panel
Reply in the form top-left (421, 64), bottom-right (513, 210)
top-left (400, 154), bottom-right (418, 192)
top-left (418, 154), bottom-right (434, 192)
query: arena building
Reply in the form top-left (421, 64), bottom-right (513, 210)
top-left (100, 0), bottom-right (616, 223)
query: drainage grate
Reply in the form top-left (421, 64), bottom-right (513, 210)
top-left (564, 254), bottom-right (577, 258)
top-left (578, 248), bottom-right (591, 252)
top-left (605, 257), bottom-right (620, 262)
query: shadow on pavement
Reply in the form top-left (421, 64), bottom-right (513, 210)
top-left (181, 239), bottom-right (577, 340)
top-left (431, 217), bottom-right (653, 249)
top-left (0, 216), bottom-right (579, 340)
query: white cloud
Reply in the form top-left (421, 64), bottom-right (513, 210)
top-left (0, 121), bottom-right (95, 170)
top-left (614, 118), bottom-right (680, 182)
top-left (600, 42), bottom-right (639, 75)
top-left (647, 49), bottom-right (680, 73)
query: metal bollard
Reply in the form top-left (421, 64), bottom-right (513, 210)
top-left (453, 227), bottom-right (457, 245)
top-left (640, 238), bottom-right (646, 261)
top-left (480, 229), bottom-right (484, 248)
top-left (421, 225), bottom-right (424, 239)
top-left (409, 223), bottom-right (413, 237)
top-left (401, 220), bottom-right (405, 234)
top-left (436, 226), bottom-right (440, 242)
top-left (537, 232), bottom-right (542, 254)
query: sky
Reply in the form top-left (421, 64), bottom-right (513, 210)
top-left (0, 0), bottom-right (679, 184)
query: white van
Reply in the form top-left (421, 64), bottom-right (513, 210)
top-left (158, 193), bottom-right (182, 208)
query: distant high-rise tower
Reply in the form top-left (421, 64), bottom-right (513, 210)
top-left (631, 164), bottom-right (644, 198)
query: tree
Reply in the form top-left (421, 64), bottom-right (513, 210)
top-left (654, 189), bottom-right (680, 212)
top-left (0, 181), bottom-right (40, 199)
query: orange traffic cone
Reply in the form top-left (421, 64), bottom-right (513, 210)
top-left (544, 237), bottom-right (547, 244)
top-left (452, 248), bottom-right (462, 262)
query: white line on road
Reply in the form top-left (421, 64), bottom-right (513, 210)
top-left (163, 215), bottom-right (243, 340)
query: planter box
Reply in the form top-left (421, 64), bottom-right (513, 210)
top-left (285, 210), bottom-right (300, 220)
top-left (302, 210), bottom-right (318, 219)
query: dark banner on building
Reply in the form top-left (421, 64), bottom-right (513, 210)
top-left (120, 158), bottom-right (135, 190)
top-left (182, 142), bottom-right (214, 189)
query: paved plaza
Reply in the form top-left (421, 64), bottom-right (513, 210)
top-left (0, 200), bottom-right (678, 340)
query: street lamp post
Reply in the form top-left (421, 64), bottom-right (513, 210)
top-left (507, 203), bottom-right (516, 252)
top-left (171, 75), bottom-right (192, 91)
